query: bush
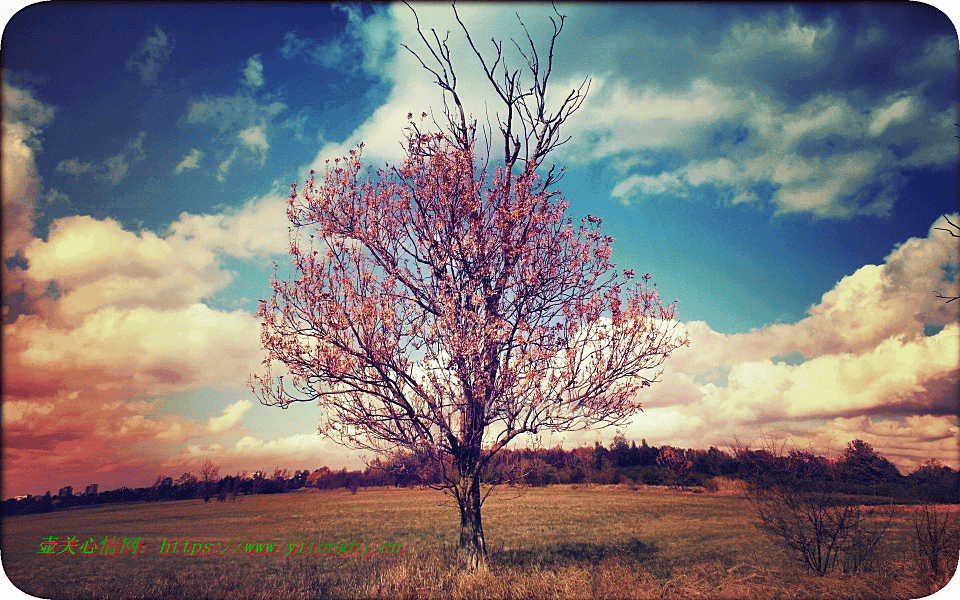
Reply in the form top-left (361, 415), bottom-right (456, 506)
top-left (912, 503), bottom-right (960, 579)
top-left (735, 440), bottom-right (893, 575)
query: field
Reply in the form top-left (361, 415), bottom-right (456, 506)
top-left (1, 484), bottom-right (955, 600)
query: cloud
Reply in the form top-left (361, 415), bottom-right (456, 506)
top-left (594, 84), bottom-right (951, 217)
top-left (55, 157), bottom-right (95, 177)
top-left (186, 95), bottom-right (286, 135)
top-left (280, 4), bottom-right (395, 75)
top-left (21, 215), bottom-right (232, 322)
top-left (207, 400), bottom-right (253, 434)
top-left (184, 82), bottom-right (285, 179)
top-left (700, 325), bottom-right (958, 423)
top-left (125, 26), bottom-right (173, 85)
top-left (173, 432), bottom-right (362, 470)
top-left (55, 132), bottom-right (147, 186)
top-left (2, 81), bottom-right (55, 259)
top-left (712, 8), bottom-right (837, 68)
top-left (174, 148), bottom-right (204, 173)
top-left (242, 54), bottom-right (264, 88)
top-left (217, 150), bottom-right (238, 182)
top-left (238, 124), bottom-right (269, 164)
top-left (166, 192), bottom-right (289, 259)
top-left (867, 94), bottom-right (918, 137)
top-left (615, 214), bottom-right (959, 469)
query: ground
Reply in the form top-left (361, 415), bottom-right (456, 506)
top-left (1, 484), bottom-right (955, 599)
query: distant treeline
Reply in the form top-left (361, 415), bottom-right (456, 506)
top-left (3, 437), bottom-right (956, 517)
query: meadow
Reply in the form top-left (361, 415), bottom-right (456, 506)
top-left (1, 483), bottom-right (954, 600)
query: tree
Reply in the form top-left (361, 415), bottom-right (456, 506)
top-left (734, 439), bottom-right (893, 575)
top-left (934, 214), bottom-right (959, 303)
top-left (200, 460), bottom-right (220, 503)
top-left (837, 439), bottom-right (901, 490)
top-left (656, 445), bottom-right (691, 491)
top-left (251, 5), bottom-right (687, 569)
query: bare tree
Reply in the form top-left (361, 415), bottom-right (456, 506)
top-left (912, 502), bottom-right (960, 579)
top-left (734, 438), bottom-right (893, 575)
top-left (252, 5), bottom-right (687, 568)
top-left (199, 460), bottom-right (220, 503)
top-left (935, 214), bottom-right (960, 303)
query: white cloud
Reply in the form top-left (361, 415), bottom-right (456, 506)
top-left (868, 95), bottom-right (917, 137)
top-left (238, 124), bottom-right (269, 163)
top-left (9, 303), bottom-right (261, 394)
top-left (22, 215), bottom-right (231, 321)
top-left (174, 148), bottom-right (204, 173)
top-left (186, 95), bottom-right (285, 135)
top-left (242, 54), bottom-right (265, 88)
top-left (280, 5), bottom-right (395, 75)
top-left (125, 26), bottom-right (173, 85)
top-left (55, 132), bottom-right (147, 186)
top-left (592, 80), bottom-right (947, 218)
top-left (713, 9), bottom-right (837, 65)
top-left (2, 82), bottom-right (55, 259)
top-left (166, 192), bottom-right (289, 259)
top-left (207, 400), bottom-right (253, 434)
top-left (623, 215), bottom-right (959, 468)
top-left (217, 150), bottom-right (237, 182)
top-left (185, 90), bottom-right (284, 178)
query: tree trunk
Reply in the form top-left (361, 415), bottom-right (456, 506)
top-left (457, 475), bottom-right (487, 569)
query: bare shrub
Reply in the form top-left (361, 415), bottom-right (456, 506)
top-left (912, 503), bottom-right (960, 579)
top-left (734, 438), bottom-right (893, 575)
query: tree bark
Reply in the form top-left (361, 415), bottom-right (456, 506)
top-left (457, 474), bottom-right (487, 569)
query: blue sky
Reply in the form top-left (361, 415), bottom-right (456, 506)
top-left (2, 3), bottom-right (958, 497)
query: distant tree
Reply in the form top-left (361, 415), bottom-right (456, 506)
top-left (200, 460), bottom-right (220, 502)
top-left (251, 4), bottom-right (686, 569)
top-left (837, 439), bottom-right (901, 490)
top-left (272, 467), bottom-right (290, 493)
top-left (656, 446), bottom-right (691, 491)
top-left (637, 439), bottom-right (658, 467)
top-left (175, 472), bottom-right (200, 499)
top-left (908, 459), bottom-right (959, 504)
top-left (39, 492), bottom-right (53, 513)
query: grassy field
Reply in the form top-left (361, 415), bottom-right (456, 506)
top-left (1, 484), bottom-right (955, 599)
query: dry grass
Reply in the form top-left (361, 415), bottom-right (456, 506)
top-left (2, 485), bottom-right (954, 599)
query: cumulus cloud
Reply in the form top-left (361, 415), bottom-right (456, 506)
top-left (125, 26), bottom-right (173, 85)
top-left (585, 79), bottom-right (950, 217)
top-left (712, 9), bottom-right (837, 68)
top-left (610, 215), bottom-right (959, 469)
top-left (167, 432), bottom-right (363, 474)
top-left (21, 216), bottom-right (231, 322)
top-left (186, 95), bottom-right (286, 135)
top-left (2, 81), bottom-right (55, 259)
top-left (217, 150), bottom-right (238, 182)
top-left (2, 191), bottom-right (291, 492)
top-left (166, 192), bottom-right (289, 259)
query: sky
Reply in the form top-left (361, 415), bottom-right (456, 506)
top-left (2, 2), bottom-right (958, 499)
